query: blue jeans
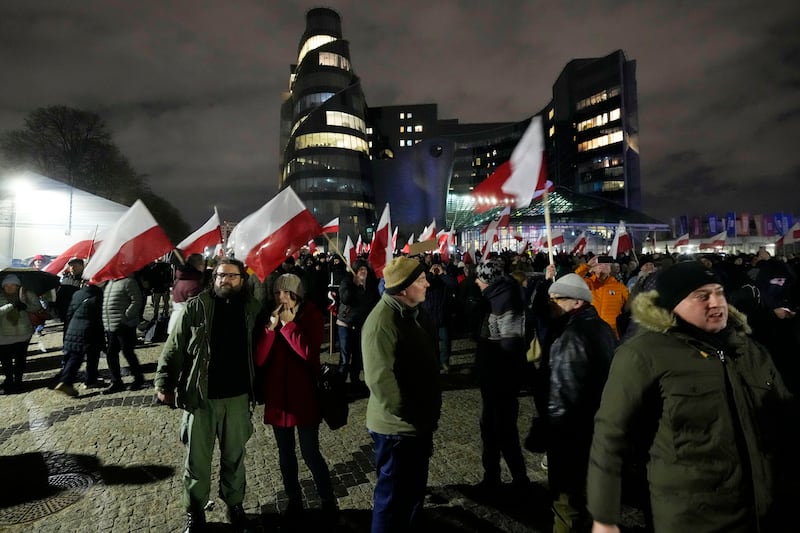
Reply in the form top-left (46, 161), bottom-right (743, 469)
top-left (437, 326), bottom-right (450, 366)
top-left (337, 325), bottom-right (363, 383)
top-left (370, 431), bottom-right (433, 533)
top-left (272, 425), bottom-right (334, 502)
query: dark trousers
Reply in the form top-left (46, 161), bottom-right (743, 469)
top-left (105, 326), bottom-right (143, 384)
top-left (479, 387), bottom-right (527, 483)
top-left (60, 347), bottom-right (101, 385)
top-left (337, 325), bottom-right (363, 383)
top-left (370, 431), bottom-right (432, 533)
top-left (0, 340), bottom-right (29, 386)
top-left (272, 425), bottom-right (334, 503)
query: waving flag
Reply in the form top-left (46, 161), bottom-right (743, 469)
top-left (225, 187), bottom-right (322, 282)
top-left (609, 220), bottom-right (633, 259)
top-left (391, 226), bottom-right (398, 253)
top-left (401, 233), bottom-right (414, 255)
top-left (471, 116), bottom-right (553, 213)
top-left (83, 200), bottom-right (174, 284)
top-left (418, 218), bottom-right (437, 241)
top-left (540, 229), bottom-right (565, 248)
top-left (672, 233), bottom-right (690, 249)
top-left (700, 230), bottom-right (727, 250)
top-left (571, 231), bottom-right (588, 255)
top-left (321, 217), bottom-right (339, 234)
top-left (355, 235), bottom-right (364, 256)
top-left (343, 235), bottom-right (356, 267)
top-left (177, 208), bottom-right (222, 256)
top-left (45, 237), bottom-right (101, 275)
top-left (776, 222), bottom-right (800, 246)
top-left (368, 203), bottom-right (392, 278)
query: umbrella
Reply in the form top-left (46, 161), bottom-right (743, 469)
top-left (0, 267), bottom-right (61, 296)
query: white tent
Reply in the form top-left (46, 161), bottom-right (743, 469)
top-left (0, 171), bottom-right (129, 266)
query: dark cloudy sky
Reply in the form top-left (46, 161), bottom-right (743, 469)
top-left (2, 0), bottom-right (798, 230)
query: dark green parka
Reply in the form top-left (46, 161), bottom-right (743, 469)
top-left (587, 290), bottom-right (798, 532)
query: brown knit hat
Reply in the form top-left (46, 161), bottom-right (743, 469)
top-left (383, 257), bottom-right (425, 295)
top-left (273, 273), bottom-right (304, 298)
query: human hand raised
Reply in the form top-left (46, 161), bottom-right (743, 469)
top-left (278, 304), bottom-right (297, 326)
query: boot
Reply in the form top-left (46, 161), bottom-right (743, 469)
top-left (182, 510), bottom-right (205, 533)
top-left (102, 381), bottom-right (125, 395)
top-left (226, 503), bottom-right (253, 533)
top-left (54, 382), bottom-right (79, 397)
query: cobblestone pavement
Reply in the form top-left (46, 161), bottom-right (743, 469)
top-left (0, 311), bottom-right (649, 532)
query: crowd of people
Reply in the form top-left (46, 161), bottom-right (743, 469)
top-left (1, 244), bottom-right (798, 532)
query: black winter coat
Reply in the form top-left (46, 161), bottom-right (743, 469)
top-left (63, 285), bottom-right (105, 354)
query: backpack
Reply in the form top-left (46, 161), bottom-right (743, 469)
top-left (317, 363), bottom-right (348, 430)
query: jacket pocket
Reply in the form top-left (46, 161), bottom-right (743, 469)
top-left (663, 374), bottom-right (726, 461)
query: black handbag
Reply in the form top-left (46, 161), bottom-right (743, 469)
top-left (317, 363), bottom-right (349, 430)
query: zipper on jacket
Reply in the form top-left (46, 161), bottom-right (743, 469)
top-left (717, 350), bottom-right (726, 364)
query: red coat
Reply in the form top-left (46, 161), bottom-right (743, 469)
top-left (254, 302), bottom-right (324, 427)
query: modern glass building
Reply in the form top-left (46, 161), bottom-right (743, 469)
top-left (279, 8), bottom-right (376, 239)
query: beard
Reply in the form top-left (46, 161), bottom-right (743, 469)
top-left (214, 284), bottom-right (242, 299)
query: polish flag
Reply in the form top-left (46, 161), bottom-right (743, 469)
top-left (355, 235), bottom-right (364, 256)
top-left (471, 116), bottom-right (554, 213)
top-left (700, 231), bottom-right (727, 250)
top-left (672, 233), bottom-right (690, 249)
top-left (436, 223), bottom-right (454, 263)
top-left (480, 206), bottom-right (511, 250)
top-left (391, 226), bottom-right (398, 253)
top-left (343, 235), bottom-right (357, 267)
top-left (308, 239), bottom-right (317, 255)
top-left (177, 208), bottom-right (222, 257)
top-left (368, 203), bottom-right (392, 278)
top-left (571, 232), bottom-right (588, 255)
top-left (45, 237), bottom-right (101, 275)
top-left (776, 222), bottom-right (800, 246)
top-left (225, 187), bottom-right (322, 282)
top-left (609, 221), bottom-right (633, 259)
top-left (83, 200), bottom-right (174, 284)
top-left (321, 217), bottom-right (339, 234)
top-left (401, 233), bottom-right (414, 255)
top-left (541, 230), bottom-right (565, 248)
top-left (418, 218), bottom-right (437, 241)
top-left (462, 250), bottom-right (474, 264)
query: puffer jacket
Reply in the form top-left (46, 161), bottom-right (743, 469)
top-left (63, 284), bottom-right (104, 354)
top-left (575, 263), bottom-right (629, 338)
top-left (587, 290), bottom-right (798, 532)
top-left (101, 277), bottom-right (143, 331)
top-left (154, 289), bottom-right (261, 411)
top-left (0, 288), bottom-right (42, 345)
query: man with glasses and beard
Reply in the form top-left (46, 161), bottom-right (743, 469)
top-left (155, 258), bottom-right (261, 533)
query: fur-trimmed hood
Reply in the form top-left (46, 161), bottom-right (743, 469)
top-left (631, 290), bottom-right (751, 336)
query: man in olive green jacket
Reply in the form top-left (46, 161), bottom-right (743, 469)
top-left (587, 261), bottom-right (798, 533)
top-left (155, 258), bottom-right (261, 533)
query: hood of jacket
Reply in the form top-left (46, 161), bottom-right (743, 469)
top-left (631, 289), bottom-right (751, 336)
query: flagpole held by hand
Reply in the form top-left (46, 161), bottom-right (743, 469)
top-left (543, 190), bottom-right (554, 266)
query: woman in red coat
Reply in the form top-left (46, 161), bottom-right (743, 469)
top-left (254, 273), bottom-right (337, 518)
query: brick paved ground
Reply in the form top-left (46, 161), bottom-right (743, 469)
top-left (0, 308), bottom-right (649, 532)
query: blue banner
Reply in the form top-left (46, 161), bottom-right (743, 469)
top-left (679, 215), bottom-right (689, 236)
top-left (725, 212), bottom-right (737, 237)
top-left (774, 212), bottom-right (785, 235)
top-left (708, 214), bottom-right (718, 235)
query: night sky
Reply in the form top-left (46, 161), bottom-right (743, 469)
top-left (1, 0), bottom-right (798, 230)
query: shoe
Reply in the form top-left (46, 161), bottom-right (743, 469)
top-left (226, 503), bottom-right (253, 533)
top-left (440, 363), bottom-right (450, 374)
top-left (321, 498), bottom-right (339, 519)
top-left (283, 498), bottom-right (304, 518)
top-left (81, 380), bottom-right (107, 390)
top-left (182, 510), bottom-right (206, 533)
top-left (474, 478), bottom-right (502, 494)
top-left (540, 453), bottom-right (548, 471)
top-left (54, 382), bottom-right (78, 397)
top-left (102, 381), bottom-right (125, 395)
top-left (128, 378), bottom-right (145, 391)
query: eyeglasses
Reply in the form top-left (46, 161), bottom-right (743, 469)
top-left (215, 273), bottom-right (243, 280)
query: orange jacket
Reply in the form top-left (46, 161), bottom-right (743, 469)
top-left (575, 263), bottom-right (629, 338)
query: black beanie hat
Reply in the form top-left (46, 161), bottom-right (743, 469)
top-left (656, 261), bottom-right (723, 311)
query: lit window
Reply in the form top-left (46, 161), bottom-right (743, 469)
top-left (407, 112), bottom-right (413, 118)
top-left (400, 126), bottom-right (405, 133)
top-left (400, 140), bottom-right (406, 147)
top-left (549, 125), bottom-right (555, 137)
top-left (368, 141), bottom-right (373, 148)
top-left (548, 108), bottom-right (554, 120)
top-left (414, 125), bottom-right (423, 132)
top-left (400, 113), bottom-right (405, 119)
top-left (414, 139), bottom-right (421, 144)
top-left (366, 127), bottom-right (373, 134)
top-left (297, 35), bottom-right (337, 65)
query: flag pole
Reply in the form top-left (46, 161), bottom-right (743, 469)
top-left (543, 190), bottom-right (554, 266)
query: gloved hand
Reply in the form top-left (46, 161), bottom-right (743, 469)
top-left (14, 301), bottom-right (27, 311)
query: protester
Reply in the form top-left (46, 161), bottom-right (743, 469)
top-left (254, 273), bottom-right (337, 518)
top-left (168, 253), bottom-right (206, 335)
top-left (422, 259), bottom-right (457, 373)
top-left (155, 258), bottom-right (260, 533)
top-left (587, 261), bottom-right (799, 532)
top-left (101, 275), bottom-right (146, 393)
top-left (473, 258), bottom-right (530, 491)
top-left (0, 274), bottom-right (44, 393)
top-left (336, 259), bottom-right (379, 392)
top-left (54, 282), bottom-right (105, 396)
top-left (361, 256), bottom-right (441, 532)
top-left (574, 255), bottom-right (629, 338)
top-left (543, 269), bottom-right (616, 532)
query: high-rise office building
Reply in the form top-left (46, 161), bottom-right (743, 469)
top-left (279, 8), bottom-right (376, 239)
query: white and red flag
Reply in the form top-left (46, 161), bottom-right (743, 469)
top-left (177, 207), bottom-right (222, 257)
top-left (391, 226), bottom-right (398, 253)
top-left (471, 116), bottom-right (554, 213)
top-left (571, 231), bottom-right (588, 255)
top-left (672, 233), bottom-right (690, 249)
top-left (45, 237), bottom-right (102, 275)
top-left (609, 221), bottom-right (633, 259)
top-left (343, 235), bottom-right (357, 267)
top-left (355, 235), bottom-right (364, 256)
top-left (82, 200), bottom-right (174, 284)
top-left (368, 203), bottom-right (392, 278)
top-left (225, 187), bottom-right (322, 282)
top-left (321, 217), bottom-right (339, 234)
top-left (540, 229), bottom-right (565, 248)
top-left (418, 218), bottom-right (437, 241)
top-left (700, 231), bottom-right (727, 250)
top-left (775, 222), bottom-right (800, 246)
top-left (307, 239), bottom-right (317, 255)
top-left (401, 233), bottom-right (414, 255)
top-left (480, 206), bottom-right (511, 250)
